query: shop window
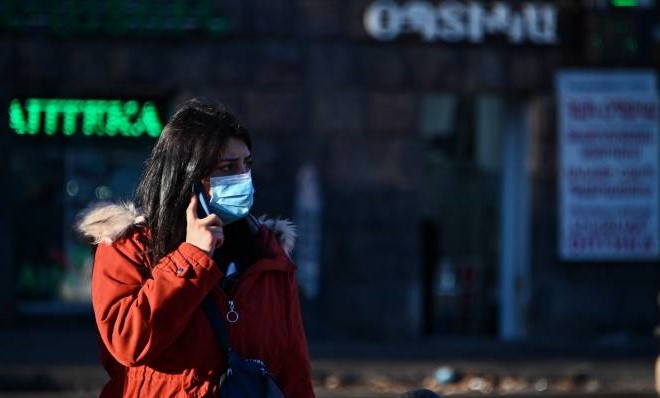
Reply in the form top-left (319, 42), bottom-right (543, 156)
top-left (11, 143), bottom-right (149, 313)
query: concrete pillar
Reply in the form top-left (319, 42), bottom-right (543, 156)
top-left (498, 102), bottom-right (532, 340)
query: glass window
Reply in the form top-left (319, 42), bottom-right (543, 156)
top-left (11, 141), bottom-right (150, 313)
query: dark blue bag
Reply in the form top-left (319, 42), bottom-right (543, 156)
top-left (202, 296), bottom-right (287, 398)
top-left (218, 351), bottom-right (286, 398)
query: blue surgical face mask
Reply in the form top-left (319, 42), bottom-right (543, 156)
top-left (208, 171), bottom-right (255, 225)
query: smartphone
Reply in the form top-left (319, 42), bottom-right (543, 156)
top-left (192, 182), bottom-right (211, 218)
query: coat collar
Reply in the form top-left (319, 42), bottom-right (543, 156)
top-left (75, 202), bottom-right (297, 256)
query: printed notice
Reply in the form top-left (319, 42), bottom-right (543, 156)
top-left (557, 71), bottom-right (659, 260)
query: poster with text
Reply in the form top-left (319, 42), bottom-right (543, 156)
top-left (557, 70), bottom-right (659, 261)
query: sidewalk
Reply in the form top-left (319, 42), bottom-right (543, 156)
top-left (0, 317), bottom-right (656, 397)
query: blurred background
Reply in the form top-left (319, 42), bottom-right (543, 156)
top-left (0, 0), bottom-right (659, 396)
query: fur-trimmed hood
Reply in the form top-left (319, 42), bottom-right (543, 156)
top-left (75, 202), bottom-right (297, 255)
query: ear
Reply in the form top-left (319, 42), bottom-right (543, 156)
top-left (201, 178), bottom-right (211, 198)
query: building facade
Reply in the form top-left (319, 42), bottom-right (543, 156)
top-left (0, 0), bottom-right (657, 343)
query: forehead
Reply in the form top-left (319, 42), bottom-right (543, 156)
top-left (220, 137), bottom-right (250, 160)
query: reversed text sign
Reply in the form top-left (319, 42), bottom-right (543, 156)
top-left (364, 0), bottom-right (558, 44)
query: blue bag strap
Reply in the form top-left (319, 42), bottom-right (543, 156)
top-left (201, 295), bottom-right (231, 353)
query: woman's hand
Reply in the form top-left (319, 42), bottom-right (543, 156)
top-left (185, 195), bottom-right (224, 257)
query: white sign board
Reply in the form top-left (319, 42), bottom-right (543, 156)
top-left (557, 70), bottom-right (659, 260)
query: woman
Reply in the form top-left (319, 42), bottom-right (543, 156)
top-left (77, 99), bottom-right (315, 398)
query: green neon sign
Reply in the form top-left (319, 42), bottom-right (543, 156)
top-left (0, 0), bottom-right (230, 37)
top-left (9, 98), bottom-right (163, 138)
top-left (610, 0), bottom-right (637, 6)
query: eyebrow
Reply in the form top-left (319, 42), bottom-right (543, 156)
top-left (218, 155), bottom-right (252, 163)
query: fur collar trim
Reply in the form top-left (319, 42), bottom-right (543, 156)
top-left (76, 202), bottom-right (297, 256)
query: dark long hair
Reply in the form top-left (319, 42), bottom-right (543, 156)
top-left (136, 99), bottom-right (251, 264)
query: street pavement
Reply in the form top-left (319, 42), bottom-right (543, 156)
top-left (0, 316), bottom-right (656, 397)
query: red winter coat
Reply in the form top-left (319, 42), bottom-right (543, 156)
top-left (78, 203), bottom-right (315, 398)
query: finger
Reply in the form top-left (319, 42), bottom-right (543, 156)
top-left (186, 195), bottom-right (198, 224)
top-left (211, 230), bottom-right (224, 247)
top-left (207, 225), bottom-right (224, 231)
top-left (200, 213), bottom-right (223, 227)
top-left (213, 230), bottom-right (225, 245)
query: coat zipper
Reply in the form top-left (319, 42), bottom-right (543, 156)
top-left (221, 258), bottom-right (284, 325)
top-left (226, 299), bottom-right (239, 323)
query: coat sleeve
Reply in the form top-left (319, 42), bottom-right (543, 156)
top-left (277, 274), bottom-right (316, 398)
top-left (91, 234), bottom-right (222, 366)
